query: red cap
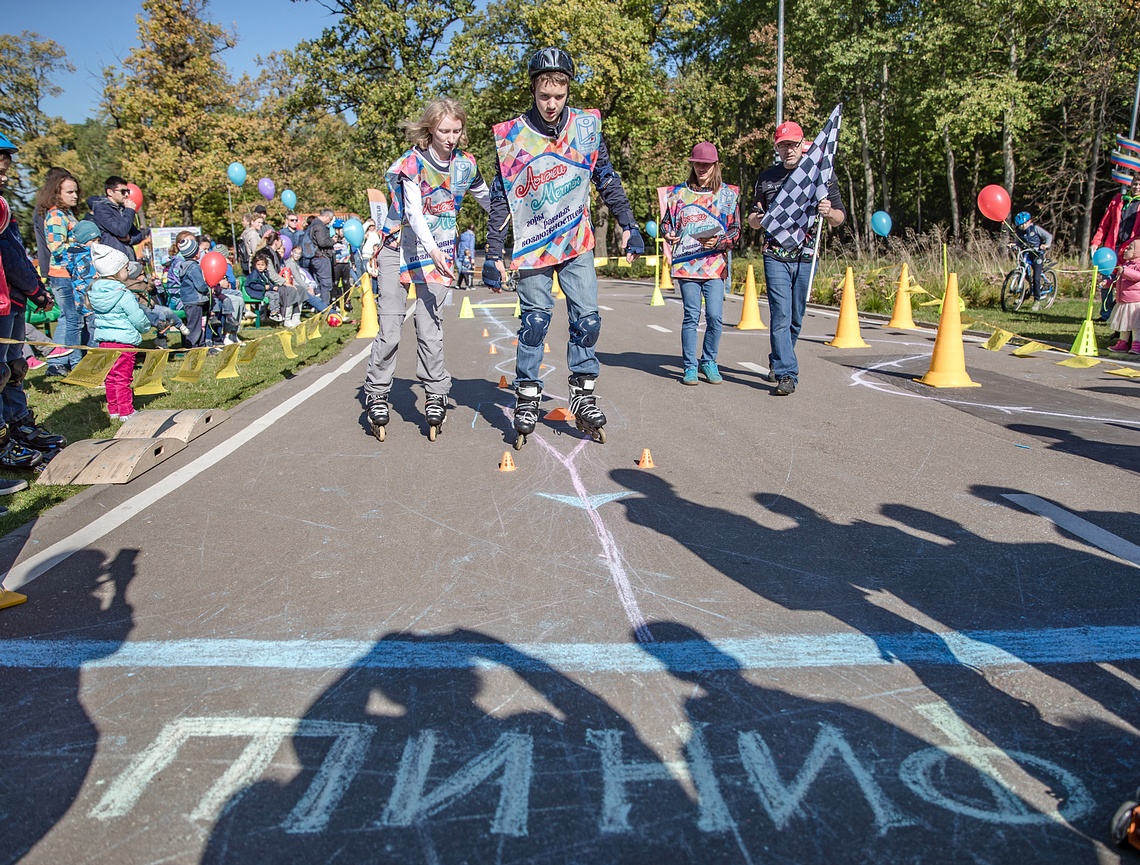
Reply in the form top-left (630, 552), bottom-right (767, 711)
top-left (774, 121), bottom-right (804, 144)
top-left (688, 141), bottom-right (719, 163)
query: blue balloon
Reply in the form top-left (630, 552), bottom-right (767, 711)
top-left (281, 189), bottom-right (297, 210)
top-left (342, 218), bottom-right (365, 250)
top-left (1092, 246), bottom-right (1118, 276)
top-left (227, 162), bottom-right (246, 187)
top-left (871, 210), bottom-right (892, 237)
top-left (645, 220), bottom-right (658, 239)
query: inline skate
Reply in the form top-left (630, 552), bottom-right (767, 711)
top-left (365, 394), bottom-right (390, 442)
top-left (568, 374), bottom-right (606, 444)
top-left (512, 382), bottom-right (542, 450)
top-left (425, 392), bottom-right (447, 441)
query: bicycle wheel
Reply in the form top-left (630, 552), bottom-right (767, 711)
top-left (1001, 269), bottom-right (1028, 312)
top-left (1041, 269), bottom-right (1058, 309)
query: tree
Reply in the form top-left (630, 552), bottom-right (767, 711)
top-left (103, 0), bottom-right (238, 227)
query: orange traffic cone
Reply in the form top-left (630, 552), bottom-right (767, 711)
top-left (826, 267), bottom-right (869, 348)
top-left (545, 406), bottom-right (574, 421)
top-left (499, 452), bottom-right (517, 472)
top-left (887, 263), bottom-right (918, 329)
top-left (482, 328), bottom-right (489, 338)
top-left (489, 343), bottom-right (498, 355)
top-left (498, 375), bottom-right (510, 388)
top-left (637, 448), bottom-right (655, 468)
top-left (736, 264), bottom-right (766, 330)
top-left (915, 272), bottom-right (980, 388)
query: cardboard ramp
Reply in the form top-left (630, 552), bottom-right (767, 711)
top-left (37, 437), bottom-right (186, 485)
top-left (114, 409), bottom-right (227, 443)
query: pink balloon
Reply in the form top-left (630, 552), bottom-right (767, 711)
top-left (257, 177), bottom-right (276, 200)
top-left (977, 184), bottom-right (1011, 222)
top-left (201, 251), bottom-right (227, 287)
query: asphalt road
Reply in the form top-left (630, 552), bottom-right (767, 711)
top-left (2, 279), bottom-right (1139, 864)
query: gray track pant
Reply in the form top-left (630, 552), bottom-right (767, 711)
top-left (363, 245), bottom-right (452, 398)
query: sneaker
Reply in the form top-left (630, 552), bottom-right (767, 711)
top-left (699, 361), bottom-right (723, 384)
top-left (44, 366), bottom-right (68, 378)
top-left (1030, 300), bottom-right (1041, 312)
top-left (269, 312), bottom-right (284, 323)
top-left (26, 357), bottom-right (45, 370)
top-left (1131, 341), bottom-right (1140, 355)
top-left (774, 375), bottom-right (796, 396)
top-left (46, 346), bottom-right (71, 359)
top-left (765, 371), bottom-right (777, 382)
top-left (179, 324), bottom-right (191, 337)
top-left (109, 413), bottom-right (120, 421)
top-left (1110, 339), bottom-right (1131, 352)
top-left (682, 367), bottom-right (698, 386)
top-left (0, 478), bottom-right (28, 495)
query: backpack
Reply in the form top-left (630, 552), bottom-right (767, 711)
top-left (300, 224), bottom-right (317, 268)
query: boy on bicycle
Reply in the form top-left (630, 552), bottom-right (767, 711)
top-left (1012, 211), bottom-right (1053, 311)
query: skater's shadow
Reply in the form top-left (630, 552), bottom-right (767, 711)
top-left (597, 350), bottom-right (682, 382)
top-left (449, 375), bottom-right (515, 441)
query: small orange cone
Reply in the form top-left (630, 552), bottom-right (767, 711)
top-left (499, 452), bottom-right (517, 472)
top-left (482, 328), bottom-right (489, 338)
top-left (826, 267), bottom-right (870, 348)
top-left (489, 343), bottom-right (498, 355)
top-left (637, 448), bottom-right (655, 469)
top-left (887, 263), bottom-right (918, 329)
top-left (915, 272), bottom-right (980, 388)
top-left (544, 342), bottom-right (550, 353)
top-left (498, 375), bottom-right (510, 388)
top-left (512, 338), bottom-right (518, 346)
top-left (545, 406), bottom-right (574, 421)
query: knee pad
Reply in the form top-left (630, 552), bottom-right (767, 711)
top-left (7, 357), bottom-right (27, 386)
top-left (518, 310), bottom-right (551, 347)
top-left (569, 312), bottom-right (602, 348)
top-left (0, 361), bottom-right (10, 391)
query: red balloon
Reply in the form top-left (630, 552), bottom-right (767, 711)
top-left (977, 184), bottom-right (1011, 222)
top-left (201, 251), bottom-right (227, 287)
top-left (125, 183), bottom-right (144, 210)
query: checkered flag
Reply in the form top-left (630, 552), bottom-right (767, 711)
top-left (761, 104), bottom-right (843, 252)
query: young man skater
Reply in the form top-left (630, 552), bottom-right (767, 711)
top-left (484, 47), bottom-right (644, 448)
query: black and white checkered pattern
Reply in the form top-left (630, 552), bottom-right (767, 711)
top-left (761, 104), bottom-right (843, 252)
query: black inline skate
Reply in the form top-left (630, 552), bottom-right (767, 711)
top-left (0, 424), bottom-right (43, 471)
top-left (568, 374), bottom-right (606, 444)
top-left (425, 392), bottom-right (447, 441)
top-left (10, 411), bottom-right (66, 463)
top-left (365, 394), bottom-right (390, 442)
top-left (512, 382), bottom-right (542, 450)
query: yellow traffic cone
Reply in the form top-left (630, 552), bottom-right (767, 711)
top-left (0, 587), bottom-right (28, 610)
top-left (1070, 270), bottom-right (1100, 357)
top-left (513, 297), bottom-right (521, 318)
top-left (826, 267), bottom-right (869, 348)
top-left (459, 296), bottom-right (474, 319)
top-left (736, 264), bottom-right (766, 330)
top-left (887, 263), bottom-right (918, 329)
top-left (659, 267), bottom-right (674, 291)
top-left (357, 274), bottom-right (379, 340)
top-left (650, 283), bottom-right (666, 306)
top-left (552, 270), bottom-right (565, 298)
top-left (915, 273), bottom-right (980, 387)
top-left (407, 282), bottom-right (417, 302)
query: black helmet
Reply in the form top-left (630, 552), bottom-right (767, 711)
top-left (528, 48), bottom-right (575, 80)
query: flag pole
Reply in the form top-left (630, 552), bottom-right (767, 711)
top-left (806, 107), bottom-right (843, 302)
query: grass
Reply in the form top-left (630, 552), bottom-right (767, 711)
top-left (0, 314), bottom-right (358, 536)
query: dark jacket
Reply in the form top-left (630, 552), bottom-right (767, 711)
top-left (308, 219), bottom-right (334, 259)
top-left (0, 220), bottom-right (52, 311)
top-left (244, 268), bottom-right (272, 301)
top-left (33, 211), bottom-right (49, 278)
top-left (177, 259), bottom-right (212, 307)
top-left (86, 195), bottom-right (147, 259)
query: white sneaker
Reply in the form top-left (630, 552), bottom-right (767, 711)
top-left (223, 334), bottom-right (241, 345)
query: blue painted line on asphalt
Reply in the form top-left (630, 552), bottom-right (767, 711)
top-left (2, 625), bottom-right (1136, 673)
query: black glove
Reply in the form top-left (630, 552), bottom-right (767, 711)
top-left (482, 259), bottom-right (503, 290)
top-left (624, 226), bottom-right (645, 257)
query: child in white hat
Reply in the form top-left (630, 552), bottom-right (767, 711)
top-left (89, 243), bottom-right (151, 420)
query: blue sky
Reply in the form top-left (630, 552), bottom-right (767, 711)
top-left (6, 0), bottom-right (340, 123)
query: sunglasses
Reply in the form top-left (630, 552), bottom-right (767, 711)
top-left (115, 187), bottom-right (130, 193)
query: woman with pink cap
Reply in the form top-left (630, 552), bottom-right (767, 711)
top-left (661, 142), bottom-right (741, 385)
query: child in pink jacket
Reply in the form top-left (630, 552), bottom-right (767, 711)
top-left (1110, 238), bottom-right (1140, 353)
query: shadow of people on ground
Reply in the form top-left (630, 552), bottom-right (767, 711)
top-left (0, 549), bottom-right (137, 865)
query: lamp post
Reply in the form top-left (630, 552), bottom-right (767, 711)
top-left (776, 0), bottom-right (785, 127)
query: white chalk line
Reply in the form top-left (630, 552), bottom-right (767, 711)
top-left (3, 346), bottom-right (373, 591)
top-left (1003, 494), bottom-right (1140, 568)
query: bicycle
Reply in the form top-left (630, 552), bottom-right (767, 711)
top-left (1001, 245), bottom-right (1057, 312)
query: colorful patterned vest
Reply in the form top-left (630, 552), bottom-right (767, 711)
top-left (664, 183), bottom-right (740, 280)
top-left (385, 147), bottom-right (480, 285)
top-left (493, 108), bottom-right (602, 270)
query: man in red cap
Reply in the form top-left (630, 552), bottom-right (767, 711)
top-left (747, 120), bottom-right (845, 395)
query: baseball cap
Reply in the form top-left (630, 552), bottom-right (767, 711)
top-left (688, 142), bottom-right (719, 163)
top-left (774, 121), bottom-right (804, 144)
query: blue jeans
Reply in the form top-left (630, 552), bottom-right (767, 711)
top-left (678, 278), bottom-right (724, 369)
top-left (48, 275), bottom-right (81, 369)
top-left (0, 311), bottom-right (29, 424)
top-left (763, 255), bottom-right (814, 382)
top-left (516, 249), bottom-right (599, 383)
